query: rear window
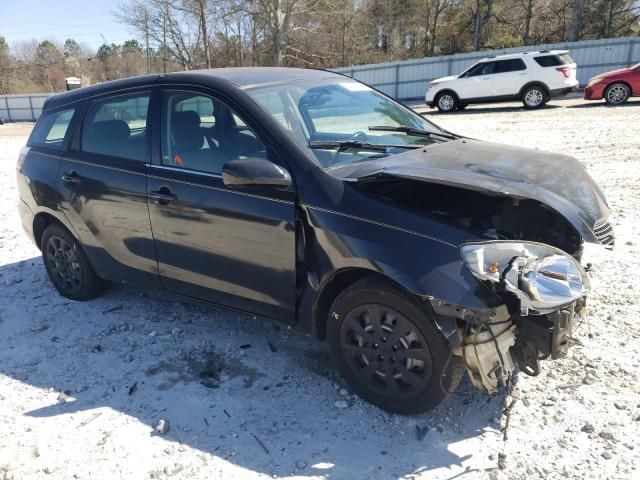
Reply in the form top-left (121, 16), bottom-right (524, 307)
top-left (534, 53), bottom-right (574, 67)
top-left (29, 108), bottom-right (75, 150)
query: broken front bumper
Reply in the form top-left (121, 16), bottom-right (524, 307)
top-left (431, 296), bottom-right (587, 395)
top-left (513, 299), bottom-right (585, 375)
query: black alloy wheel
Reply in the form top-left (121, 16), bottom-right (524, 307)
top-left (41, 224), bottom-right (108, 300)
top-left (45, 235), bottom-right (82, 295)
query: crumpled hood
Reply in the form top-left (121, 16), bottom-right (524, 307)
top-left (339, 139), bottom-right (610, 243)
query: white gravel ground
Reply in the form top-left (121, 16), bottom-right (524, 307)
top-left (1, 96), bottom-right (639, 480)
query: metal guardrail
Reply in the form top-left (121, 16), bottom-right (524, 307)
top-left (332, 36), bottom-right (640, 101)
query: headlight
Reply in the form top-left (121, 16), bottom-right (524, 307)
top-left (460, 241), bottom-right (590, 315)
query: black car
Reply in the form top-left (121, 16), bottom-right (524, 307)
top-left (17, 68), bottom-right (612, 414)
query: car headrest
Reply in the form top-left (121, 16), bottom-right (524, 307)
top-left (171, 110), bottom-right (203, 151)
top-left (85, 119), bottom-right (131, 145)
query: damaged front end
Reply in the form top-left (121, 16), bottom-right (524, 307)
top-left (434, 241), bottom-right (590, 394)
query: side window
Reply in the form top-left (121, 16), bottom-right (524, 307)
top-left (468, 62), bottom-right (495, 76)
top-left (29, 108), bottom-right (75, 150)
top-left (81, 93), bottom-right (150, 161)
top-left (494, 59), bottom-right (527, 73)
top-left (161, 91), bottom-right (266, 174)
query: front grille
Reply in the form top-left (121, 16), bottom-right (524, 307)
top-left (593, 219), bottom-right (614, 247)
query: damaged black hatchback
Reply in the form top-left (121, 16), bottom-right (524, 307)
top-left (17, 68), bottom-right (612, 413)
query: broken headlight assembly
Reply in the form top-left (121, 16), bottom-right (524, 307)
top-left (460, 241), bottom-right (590, 316)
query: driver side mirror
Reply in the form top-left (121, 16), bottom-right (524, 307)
top-left (222, 157), bottom-right (292, 189)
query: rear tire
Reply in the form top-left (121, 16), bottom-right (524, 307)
top-left (327, 276), bottom-right (463, 414)
top-left (435, 92), bottom-right (458, 113)
top-left (521, 85), bottom-right (547, 109)
top-left (604, 83), bottom-right (630, 105)
top-left (41, 224), bottom-right (109, 300)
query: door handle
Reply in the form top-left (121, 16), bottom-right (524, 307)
top-left (61, 171), bottom-right (81, 184)
top-left (148, 189), bottom-right (177, 204)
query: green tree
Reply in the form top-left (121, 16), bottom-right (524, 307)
top-left (63, 38), bottom-right (81, 58)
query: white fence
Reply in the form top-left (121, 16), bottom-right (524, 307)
top-left (332, 36), bottom-right (640, 100)
top-left (2, 36), bottom-right (638, 121)
top-left (0, 94), bottom-right (49, 122)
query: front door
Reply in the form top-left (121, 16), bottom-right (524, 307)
top-left (57, 90), bottom-right (160, 287)
top-left (458, 61), bottom-right (496, 100)
top-left (146, 89), bottom-right (297, 322)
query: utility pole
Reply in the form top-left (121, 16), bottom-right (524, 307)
top-left (144, 9), bottom-right (151, 74)
top-left (162, 1), bottom-right (167, 73)
top-left (570, 0), bottom-right (583, 42)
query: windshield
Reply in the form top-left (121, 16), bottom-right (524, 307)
top-left (245, 78), bottom-right (451, 169)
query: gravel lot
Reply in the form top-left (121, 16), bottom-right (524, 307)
top-left (1, 96), bottom-right (639, 480)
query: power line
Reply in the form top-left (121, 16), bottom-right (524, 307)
top-left (0, 13), bottom-right (108, 29)
top-left (2, 24), bottom-right (133, 36)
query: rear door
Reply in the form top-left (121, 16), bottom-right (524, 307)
top-left (492, 58), bottom-right (528, 96)
top-left (57, 90), bottom-right (160, 287)
top-left (146, 88), bottom-right (296, 322)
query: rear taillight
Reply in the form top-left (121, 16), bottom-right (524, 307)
top-left (555, 67), bottom-right (571, 78)
top-left (17, 146), bottom-right (29, 171)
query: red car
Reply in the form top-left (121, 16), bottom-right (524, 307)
top-left (584, 63), bottom-right (640, 105)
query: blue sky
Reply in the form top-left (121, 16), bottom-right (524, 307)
top-left (0, 0), bottom-right (138, 50)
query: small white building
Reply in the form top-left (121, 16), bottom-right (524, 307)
top-left (65, 77), bottom-right (82, 91)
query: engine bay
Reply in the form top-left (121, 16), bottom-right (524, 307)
top-left (358, 178), bottom-right (584, 257)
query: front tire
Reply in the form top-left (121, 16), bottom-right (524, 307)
top-left (41, 224), bottom-right (108, 300)
top-left (435, 92), bottom-right (458, 113)
top-left (604, 83), bottom-right (630, 105)
top-left (522, 85), bottom-right (547, 109)
top-left (327, 277), bottom-right (463, 414)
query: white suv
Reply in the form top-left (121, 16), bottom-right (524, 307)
top-left (426, 50), bottom-right (578, 112)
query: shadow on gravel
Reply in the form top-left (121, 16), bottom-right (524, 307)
top-left (0, 256), bottom-right (505, 479)
top-left (566, 100), bottom-right (640, 109)
top-left (421, 104), bottom-right (562, 116)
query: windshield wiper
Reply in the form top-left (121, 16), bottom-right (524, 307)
top-left (368, 125), bottom-right (458, 140)
top-left (308, 140), bottom-right (421, 152)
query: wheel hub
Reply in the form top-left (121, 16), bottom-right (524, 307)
top-left (439, 95), bottom-right (454, 111)
top-left (525, 89), bottom-right (543, 106)
top-left (607, 85), bottom-right (627, 104)
top-left (340, 304), bottom-right (433, 400)
top-left (46, 236), bottom-right (82, 293)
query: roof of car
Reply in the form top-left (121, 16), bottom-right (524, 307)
top-left (189, 67), bottom-right (342, 88)
top-left (479, 50), bottom-right (569, 62)
top-left (44, 67), bottom-right (344, 111)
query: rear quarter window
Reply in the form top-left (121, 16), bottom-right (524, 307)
top-left (28, 108), bottom-right (75, 150)
top-left (534, 53), bottom-right (575, 67)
